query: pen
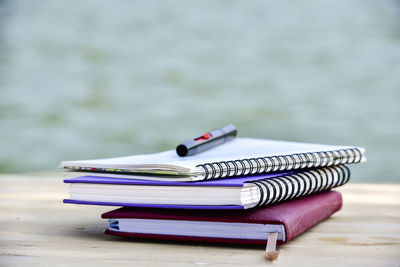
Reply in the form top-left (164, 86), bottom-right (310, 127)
top-left (176, 124), bottom-right (237, 157)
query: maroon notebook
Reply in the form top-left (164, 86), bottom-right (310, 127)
top-left (102, 190), bottom-right (342, 246)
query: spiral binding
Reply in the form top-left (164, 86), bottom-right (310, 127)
top-left (251, 165), bottom-right (350, 207)
top-left (196, 148), bottom-right (362, 180)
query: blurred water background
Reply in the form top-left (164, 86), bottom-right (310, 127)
top-left (0, 0), bottom-right (399, 182)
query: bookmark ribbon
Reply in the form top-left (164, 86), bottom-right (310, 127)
top-left (265, 232), bottom-right (279, 261)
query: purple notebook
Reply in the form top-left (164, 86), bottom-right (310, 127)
top-left (63, 165), bottom-right (350, 209)
top-left (64, 172), bottom-right (287, 186)
top-left (64, 171), bottom-right (291, 209)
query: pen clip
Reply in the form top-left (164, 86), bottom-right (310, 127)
top-left (194, 133), bottom-right (211, 142)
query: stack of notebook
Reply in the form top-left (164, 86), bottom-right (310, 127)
top-left (62, 137), bottom-right (365, 259)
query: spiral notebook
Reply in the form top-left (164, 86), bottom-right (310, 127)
top-left (63, 165), bottom-right (350, 209)
top-left (61, 138), bottom-right (365, 182)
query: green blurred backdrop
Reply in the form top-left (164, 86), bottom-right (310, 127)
top-left (0, 0), bottom-right (399, 182)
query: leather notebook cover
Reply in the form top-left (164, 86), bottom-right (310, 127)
top-left (101, 190), bottom-right (342, 245)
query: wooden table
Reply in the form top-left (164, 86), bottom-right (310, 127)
top-left (1, 173), bottom-right (399, 266)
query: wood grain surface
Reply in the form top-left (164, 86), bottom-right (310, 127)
top-left (1, 173), bottom-right (399, 266)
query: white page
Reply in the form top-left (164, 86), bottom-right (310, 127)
top-left (61, 138), bottom-right (364, 171)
